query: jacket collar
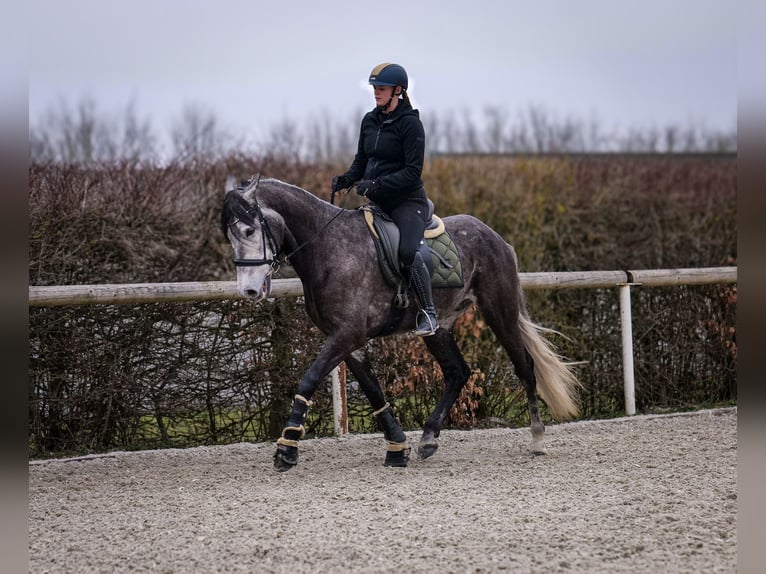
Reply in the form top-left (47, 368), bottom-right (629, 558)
top-left (374, 99), bottom-right (416, 123)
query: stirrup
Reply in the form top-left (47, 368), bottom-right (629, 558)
top-left (414, 310), bottom-right (439, 336)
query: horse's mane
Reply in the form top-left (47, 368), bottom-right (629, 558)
top-left (221, 177), bottom-right (340, 242)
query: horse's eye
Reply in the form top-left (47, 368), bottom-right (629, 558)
top-left (244, 227), bottom-right (256, 238)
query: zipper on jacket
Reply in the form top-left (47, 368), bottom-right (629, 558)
top-left (371, 125), bottom-right (382, 179)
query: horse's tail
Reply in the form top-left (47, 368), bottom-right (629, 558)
top-left (518, 314), bottom-right (581, 421)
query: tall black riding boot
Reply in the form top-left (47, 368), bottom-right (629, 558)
top-left (407, 250), bottom-right (439, 336)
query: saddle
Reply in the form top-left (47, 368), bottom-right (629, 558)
top-left (361, 201), bottom-right (464, 308)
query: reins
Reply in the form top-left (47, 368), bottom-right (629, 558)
top-left (281, 207), bottom-right (345, 264)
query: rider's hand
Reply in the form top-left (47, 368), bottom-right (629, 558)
top-left (331, 175), bottom-right (350, 193)
top-left (356, 179), bottom-right (380, 197)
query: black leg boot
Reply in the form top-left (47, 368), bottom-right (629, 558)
top-left (373, 402), bottom-right (411, 467)
top-left (274, 394), bottom-right (311, 471)
top-left (407, 250), bottom-right (439, 336)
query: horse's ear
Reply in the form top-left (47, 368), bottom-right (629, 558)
top-left (225, 175), bottom-right (238, 194)
top-left (240, 174), bottom-right (260, 203)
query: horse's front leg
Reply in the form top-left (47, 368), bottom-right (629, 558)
top-left (345, 350), bottom-right (410, 467)
top-left (418, 329), bottom-right (471, 459)
top-left (274, 337), bottom-right (354, 472)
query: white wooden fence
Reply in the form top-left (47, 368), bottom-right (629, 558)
top-left (29, 267), bottom-right (737, 430)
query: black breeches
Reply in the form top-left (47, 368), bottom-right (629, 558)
top-left (388, 201), bottom-right (428, 268)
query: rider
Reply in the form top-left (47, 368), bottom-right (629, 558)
top-left (332, 63), bottom-right (439, 336)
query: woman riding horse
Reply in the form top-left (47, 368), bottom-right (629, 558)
top-left (332, 63), bottom-right (439, 336)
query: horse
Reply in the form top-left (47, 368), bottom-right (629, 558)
top-left (221, 176), bottom-right (580, 471)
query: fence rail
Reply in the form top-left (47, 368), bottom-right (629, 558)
top-left (28, 267), bottom-right (736, 307)
top-left (28, 266), bottom-right (737, 427)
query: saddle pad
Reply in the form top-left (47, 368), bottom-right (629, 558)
top-left (427, 231), bottom-right (463, 288)
top-left (362, 207), bottom-right (463, 289)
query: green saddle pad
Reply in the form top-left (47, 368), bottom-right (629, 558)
top-left (426, 231), bottom-right (464, 288)
top-left (361, 205), bottom-right (464, 290)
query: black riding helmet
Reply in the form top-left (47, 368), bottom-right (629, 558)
top-left (368, 63), bottom-right (408, 91)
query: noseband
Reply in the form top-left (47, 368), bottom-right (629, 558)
top-left (232, 175), bottom-right (284, 273)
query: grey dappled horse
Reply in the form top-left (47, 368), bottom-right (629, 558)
top-left (221, 176), bottom-right (580, 471)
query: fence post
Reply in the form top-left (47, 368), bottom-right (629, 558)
top-left (618, 282), bottom-right (638, 415)
top-left (331, 363), bottom-right (348, 435)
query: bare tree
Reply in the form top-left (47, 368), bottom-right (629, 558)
top-left (507, 115), bottom-right (532, 152)
top-left (29, 97), bottom-right (157, 163)
top-left (306, 112), bottom-right (334, 162)
top-left (337, 109), bottom-right (361, 159)
top-left (664, 125), bottom-right (679, 152)
top-left (30, 97), bottom-right (736, 165)
top-left (262, 116), bottom-right (304, 159)
top-left (483, 105), bottom-right (508, 153)
top-left (304, 108), bottom-right (362, 162)
top-left (170, 102), bottom-right (237, 160)
top-left (461, 108), bottom-right (481, 153)
top-left (116, 101), bottom-right (157, 161)
top-left (585, 116), bottom-right (609, 151)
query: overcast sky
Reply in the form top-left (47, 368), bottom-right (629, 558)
top-left (29, 0), bottom-right (736, 148)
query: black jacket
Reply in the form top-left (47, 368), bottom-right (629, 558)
top-left (341, 100), bottom-right (426, 210)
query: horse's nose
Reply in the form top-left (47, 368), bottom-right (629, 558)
top-left (245, 288), bottom-right (260, 298)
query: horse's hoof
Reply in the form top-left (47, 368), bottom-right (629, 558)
top-left (384, 448), bottom-right (410, 468)
top-left (418, 441), bottom-right (439, 460)
top-left (273, 445), bottom-right (299, 472)
top-left (531, 449), bottom-right (547, 456)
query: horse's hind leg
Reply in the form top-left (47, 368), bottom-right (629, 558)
top-left (345, 350), bottom-right (410, 467)
top-left (517, 349), bottom-right (547, 455)
top-left (480, 307), bottom-right (547, 455)
top-left (419, 329), bottom-right (472, 459)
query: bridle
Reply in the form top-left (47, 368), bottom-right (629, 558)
top-left (231, 174), bottom-right (346, 273)
top-left (232, 175), bottom-right (284, 273)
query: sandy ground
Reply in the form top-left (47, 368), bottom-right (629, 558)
top-left (29, 408), bottom-right (736, 573)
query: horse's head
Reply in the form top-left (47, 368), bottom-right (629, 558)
top-left (221, 177), bottom-right (284, 302)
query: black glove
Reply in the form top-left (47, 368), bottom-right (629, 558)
top-left (332, 175), bottom-right (350, 193)
top-left (356, 179), bottom-right (381, 197)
